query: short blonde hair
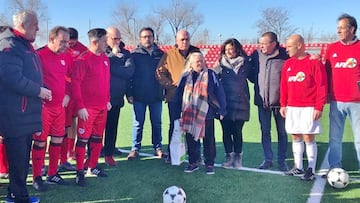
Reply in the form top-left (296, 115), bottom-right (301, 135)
top-left (184, 52), bottom-right (206, 72)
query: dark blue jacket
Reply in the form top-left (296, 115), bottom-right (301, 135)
top-left (105, 45), bottom-right (134, 107)
top-left (218, 57), bottom-right (252, 121)
top-left (0, 28), bottom-right (43, 137)
top-left (129, 44), bottom-right (164, 103)
top-left (174, 69), bottom-right (227, 120)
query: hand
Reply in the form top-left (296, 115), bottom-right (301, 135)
top-left (279, 107), bottom-right (287, 118)
top-left (78, 108), bottom-right (89, 121)
top-left (313, 110), bottom-right (322, 121)
top-left (38, 87), bottom-right (52, 101)
top-left (127, 96), bottom-right (134, 104)
top-left (107, 102), bottom-right (112, 111)
top-left (62, 95), bottom-right (70, 107)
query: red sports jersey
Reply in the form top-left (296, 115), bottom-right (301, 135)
top-left (67, 41), bottom-right (87, 59)
top-left (280, 55), bottom-right (328, 111)
top-left (325, 40), bottom-right (360, 102)
top-left (72, 50), bottom-right (110, 110)
top-left (37, 46), bottom-right (72, 107)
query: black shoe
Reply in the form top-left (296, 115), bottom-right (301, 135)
top-left (285, 168), bottom-right (305, 176)
top-left (75, 170), bottom-right (86, 187)
top-left (87, 167), bottom-right (108, 177)
top-left (301, 168), bottom-right (316, 181)
top-left (33, 176), bottom-right (47, 192)
top-left (46, 173), bottom-right (67, 185)
top-left (58, 161), bottom-right (76, 172)
top-left (184, 164), bottom-right (199, 173)
top-left (278, 162), bottom-right (289, 172)
top-left (258, 160), bottom-right (273, 169)
top-left (205, 165), bottom-right (215, 175)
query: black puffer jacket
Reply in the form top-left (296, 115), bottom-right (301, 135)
top-left (218, 56), bottom-right (252, 121)
top-left (0, 28), bottom-right (43, 137)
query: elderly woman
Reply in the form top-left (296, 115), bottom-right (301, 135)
top-left (214, 38), bottom-right (252, 169)
top-left (174, 52), bottom-right (226, 174)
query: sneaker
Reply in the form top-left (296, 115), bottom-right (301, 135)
top-left (5, 196), bottom-right (40, 203)
top-left (0, 172), bottom-right (9, 179)
top-left (75, 170), bottom-right (86, 187)
top-left (301, 168), bottom-right (316, 181)
top-left (285, 168), bottom-right (305, 176)
top-left (154, 148), bottom-right (163, 158)
top-left (58, 161), bottom-right (76, 172)
top-left (46, 173), bottom-right (67, 185)
top-left (278, 162), bottom-right (289, 172)
top-left (86, 167), bottom-right (108, 177)
top-left (205, 165), bottom-right (215, 175)
top-left (32, 176), bottom-right (47, 192)
top-left (258, 160), bottom-right (273, 169)
top-left (105, 156), bottom-right (117, 166)
top-left (184, 164), bottom-right (199, 173)
top-left (127, 150), bottom-right (139, 160)
top-left (222, 153), bottom-right (233, 169)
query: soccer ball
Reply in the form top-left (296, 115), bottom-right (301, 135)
top-left (327, 168), bottom-right (350, 189)
top-left (163, 185), bottom-right (186, 203)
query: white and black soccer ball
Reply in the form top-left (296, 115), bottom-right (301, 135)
top-left (163, 185), bottom-right (186, 203)
top-left (327, 168), bottom-right (350, 189)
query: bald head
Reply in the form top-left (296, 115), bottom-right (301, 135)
top-left (106, 26), bottom-right (121, 49)
top-left (176, 30), bottom-right (190, 51)
top-left (286, 34), bottom-right (306, 58)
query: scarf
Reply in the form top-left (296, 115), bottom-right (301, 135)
top-left (180, 68), bottom-right (209, 141)
top-left (221, 55), bottom-right (244, 74)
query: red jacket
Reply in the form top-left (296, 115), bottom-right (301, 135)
top-left (72, 50), bottom-right (110, 110)
top-left (280, 55), bottom-right (327, 111)
top-left (37, 46), bottom-right (72, 107)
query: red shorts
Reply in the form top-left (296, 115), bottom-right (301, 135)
top-left (77, 107), bottom-right (107, 140)
top-left (65, 100), bottom-right (77, 127)
top-left (33, 105), bottom-right (65, 142)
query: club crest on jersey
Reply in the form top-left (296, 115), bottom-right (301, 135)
top-left (288, 71), bottom-right (305, 82)
top-left (78, 128), bottom-right (85, 135)
top-left (334, 58), bottom-right (357, 68)
top-left (60, 60), bottom-right (65, 66)
top-left (104, 61), bottom-right (108, 66)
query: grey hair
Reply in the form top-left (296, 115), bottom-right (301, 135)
top-left (12, 10), bottom-right (37, 28)
top-left (184, 52), bottom-right (205, 72)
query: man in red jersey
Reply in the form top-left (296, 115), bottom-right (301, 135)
top-left (326, 14), bottom-right (360, 173)
top-left (280, 34), bottom-right (327, 181)
top-left (31, 26), bottom-right (71, 191)
top-left (59, 27), bottom-right (88, 171)
top-left (72, 28), bottom-right (111, 186)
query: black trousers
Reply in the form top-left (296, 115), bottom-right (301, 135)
top-left (186, 119), bottom-right (215, 166)
top-left (220, 119), bottom-right (245, 154)
top-left (104, 104), bottom-right (121, 156)
top-left (4, 133), bottom-right (32, 202)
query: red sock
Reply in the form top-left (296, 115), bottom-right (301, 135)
top-left (60, 136), bottom-right (68, 164)
top-left (88, 137), bottom-right (103, 169)
top-left (0, 143), bottom-right (8, 173)
top-left (32, 144), bottom-right (46, 179)
top-left (48, 142), bottom-right (61, 176)
top-left (75, 140), bottom-right (86, 170)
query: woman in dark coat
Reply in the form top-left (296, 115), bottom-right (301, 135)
top-left (214, 38), bottom-right (253, 169)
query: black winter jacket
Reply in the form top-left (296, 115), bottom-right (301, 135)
top-left (0, 28), bottom-right (43, 137)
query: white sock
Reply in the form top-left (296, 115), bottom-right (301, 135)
top-left (292, 140), bottom-right (304, 170)
top-left (305, 141), bottom-right (317, 173)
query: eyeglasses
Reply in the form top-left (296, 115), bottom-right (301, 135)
top-left (111, 37), bottom-right (121, 41)
top-left (140, 35), bottom-right (153, 39)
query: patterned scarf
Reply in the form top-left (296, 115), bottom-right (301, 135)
top-left (181, 68), bottom-right (209, 141)
top-left (220, 55), bottom-right (244, 74)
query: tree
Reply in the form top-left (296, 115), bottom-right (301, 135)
top-left (112, 1), bottom-right (138, 46)
top-left (155, 0), bottom-right (203, 38)
top-left (256, 7), bottom-right (297, 43)
top-left (146, 14), bottom-right (166, 44)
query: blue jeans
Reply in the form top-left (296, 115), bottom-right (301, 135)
top-left (258, 106), bottom-right (288, 164)
top-left (131, 101), bottom-right (162, 151)
top-left (328, 101), bottom-right (360, 169)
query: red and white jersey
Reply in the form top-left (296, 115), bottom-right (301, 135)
top-left (72, 50), bottom-right (110, 110)
top-left (280, 55), bottom-right (328, 111)
top-left (67, 42), bottom-right (87, 59)
top-left (37, 46), bottom-right (72, 107)
top-left (325, 40), bottom-right (360, 102)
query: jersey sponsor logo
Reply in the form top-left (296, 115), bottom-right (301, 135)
top-left (334, 58), bottom-right (357, 68)
top-left (288, 71), bottom-right (305, 82)
top-left (60, 59), bottom-right (65, 66)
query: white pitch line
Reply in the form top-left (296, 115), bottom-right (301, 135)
top-left (306, 148), bottom-right (330, 203)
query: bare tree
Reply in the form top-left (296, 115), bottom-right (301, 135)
top-left (146, 14), bottom-right (165, 44)
top-left (256, 7), bottom-right (297, 43)
top-left (301, 25), bottom-right (317, 43)
top-left (112, 1), bottom-right (138, 46)
top-left (155, 0), bottom-right (203, 38)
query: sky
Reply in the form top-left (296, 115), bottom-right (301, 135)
top-left (1, 0), bottom-right (360, 46)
